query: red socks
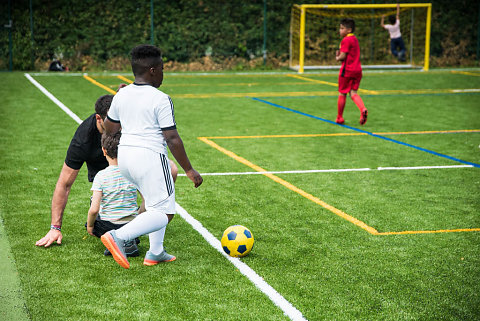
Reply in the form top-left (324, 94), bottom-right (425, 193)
top-left (337, 95), bottom-right (346, 118)
top-left (351, 94), bottom-right (366, 112)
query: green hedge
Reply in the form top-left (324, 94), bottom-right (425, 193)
top-left (2, 0), bottom-right (479, 70)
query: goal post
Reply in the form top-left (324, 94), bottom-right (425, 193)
top-left (289, 3), bottom-right (432, 73)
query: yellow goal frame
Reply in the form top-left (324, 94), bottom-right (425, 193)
top-left (290, 3), bottom-right (432, 73)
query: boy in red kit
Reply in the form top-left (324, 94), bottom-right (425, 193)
top-left (335, 18), bottom-right (368, 125)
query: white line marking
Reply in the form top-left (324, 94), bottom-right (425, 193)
top-left (377, 165), bottom-right (473, 170)
top-left (24, 73), bottom-right (83, 124)
top-left (177, 165), bottom-right (473, 177)
top-left (26, 72), bottom-right (306, 321)
top-left (175, 203), bottom-right (307, 321)
top-left (452, 89), bottom-right (480, 93)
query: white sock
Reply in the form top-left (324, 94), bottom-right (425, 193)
top-left (148, 226), bottom-right (166, 255)
top-left (115, 209), bottom-right (168, 242)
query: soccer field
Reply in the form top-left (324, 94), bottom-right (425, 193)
top-left (1, 69), bottom-right (479, 320)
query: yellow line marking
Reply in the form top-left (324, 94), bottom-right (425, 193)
top-left (198, 136), bottom-right (480, 235)
top-left (287, 74), bottom-right (380, 95)
top-left (83, 75), bottom-right (117, 95)
top-left (172, 91), bottom-right (340, 98)
top-left (117, 75), bottom-right (133, 84)
top-left (377, 228), bottom-right (480, 235)
top-left (203, 129), bottom-right (480, 140)
top-left (451, 70), bottom-right (480, 76)
top-left (198, 136), bottom-right (379, 235)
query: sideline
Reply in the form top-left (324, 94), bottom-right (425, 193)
top-left (24, 73), bottom-right (307, 321)
top-left (0, 217), bottom-right (29, 321)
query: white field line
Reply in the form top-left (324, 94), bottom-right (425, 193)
top-left (176, 203), bottom-right (307, 321)
top-left (25, 73), bottom-right (307, 321)
top-left (177, 165), bottom-right (473, 177)
top-left (24, 73), bottom-right (83, 124)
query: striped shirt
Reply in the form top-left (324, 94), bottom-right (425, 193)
top-left (91, 165), bottom-right (138, 222)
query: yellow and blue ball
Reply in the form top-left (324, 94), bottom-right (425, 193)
top-left (220, 225), bottom-right (254, 257)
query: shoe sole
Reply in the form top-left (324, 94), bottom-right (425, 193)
top-left (101, 233), bottom-right (130, 269)
top-left (360, 110), bottom-right (368, 125)
top-left (143, 256), bottom-right (176, 266)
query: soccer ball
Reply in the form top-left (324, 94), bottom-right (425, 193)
top-left (220, 225), bottom-right (254, 257)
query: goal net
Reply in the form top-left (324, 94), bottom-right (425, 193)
top-left (290, 3), bottom-right (432, 73)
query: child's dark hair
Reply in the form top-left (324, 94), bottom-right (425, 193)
top-left (95, 95), bottom-right (113, 120)
top-left (388, 15), bottom-right (396, 25)
top-left (101, 132), bottom-right (121, 159)
top-left (340, 18), bottom-right (355, 33)
top-left (131, 44), bottom-right (162, 77)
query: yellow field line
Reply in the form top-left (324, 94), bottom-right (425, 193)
top-left (377, 228), bottom-right (480, 235)
top-left (203, 129), bottom-right (480, 140)
top-left (83, 75), bottom-right (117, 95)
top-left (199, 136), bottom-right (480, 235)
top-left (198, 136), bottom-right (379, 235)
top-left (117, 75), bottom-right (133, 84)
top-left (287, 74), bottom-right (380, 95)
top-left (451, 70), bottom-right (480, 76)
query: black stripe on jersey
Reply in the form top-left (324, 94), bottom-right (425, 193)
top-left (160, 154), bottom-right (174, 196)
top-left (341, 54), bottom-right (347, 77)
top-left (107, 115), bottom-right (120, 123)
top-left (167, 96), bottom-right (176, 125)
top-left (161, 125), bottom-right (177, 131)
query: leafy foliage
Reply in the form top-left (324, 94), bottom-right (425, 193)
top-left (1, 0), bottom-right (479, 70)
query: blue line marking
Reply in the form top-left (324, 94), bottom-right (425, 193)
top-left (251, 97), bottom-right (480, 168)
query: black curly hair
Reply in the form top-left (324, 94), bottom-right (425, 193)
top-left (130, 44), bottom-right (163, 77)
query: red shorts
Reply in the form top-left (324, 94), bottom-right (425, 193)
top-left (338, 74), bottom-right (362, 94)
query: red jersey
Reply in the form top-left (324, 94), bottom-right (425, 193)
top-left (339, 33), bottom-right (362, 78)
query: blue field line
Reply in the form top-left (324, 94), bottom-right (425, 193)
top-left (251, 97), bottom-right (480, 168)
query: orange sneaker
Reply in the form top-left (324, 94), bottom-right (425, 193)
top-left (360, 109), bottom-right (368, 125)
top-left (143, 250), bottom-right (176, 266)
top-left (336, 116), bottom-right (345, 124)
top-left (101, 231), bottom-right (130, 269)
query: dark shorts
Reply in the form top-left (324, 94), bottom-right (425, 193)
top-left (85, 216), bottom-right (127, 238)
top-left (338, 74), bottom-right (362, 94)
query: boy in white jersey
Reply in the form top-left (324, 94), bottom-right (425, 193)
top-left (381, 3), bottom-right (406, 62)
top-left (86, 132), bottom-right (140, 256)
top-left (102, 44), bottom-right (203, 269)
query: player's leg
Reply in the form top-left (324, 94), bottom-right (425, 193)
top-left (337, 75), bottom-right (349, 124)
top-left (103, 146), bottom-right (173, 267)
top-left (397, 37), bottom-right (406, 62)
top-left (350, 89), bottom-right (368, 125)
top-left (390, 38), bottom-right (398, 58)
top-left (349, 74), bottom-right (367, 125)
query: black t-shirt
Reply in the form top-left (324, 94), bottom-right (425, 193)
top-left (65, 113), bottom-right (108, 182)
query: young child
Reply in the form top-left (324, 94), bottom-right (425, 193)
top-left (102, 44), bottom-right (203, 269)
top-left (335, 18), bottom-right (368, 125)
top-left (381, 3), bottom-right (406, 62)
top-left (86, 132), bottom-right (140, 257)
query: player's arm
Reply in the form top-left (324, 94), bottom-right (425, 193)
top-left (381, 15), bottom-right (385, 28)
top-left (35, 163), bottom-right (79, 247)
top-left (336, 51), bottom-right (347, 62)
top-left (396, 3), bottom-right (400, 21)
top-left (86, 190), bottom-right (102, 236)
top-left (163, 128), bottom-right (203, 188)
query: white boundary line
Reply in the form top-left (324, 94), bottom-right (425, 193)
top-left (27, 67), bottom-right (480, 77)
top-left (176, 203), bottom-right (307, 321)
top-left (24, 73), bottom-right (307, 321)
top-left (25, 73), bottom-right (83, 124)
top-left (177, 165), bottom-right (473, 177)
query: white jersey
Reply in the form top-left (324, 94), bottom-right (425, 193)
top-left (384, 19), bottom-right (401, 39)
top-left (107, 83), bottom-right (176, 155)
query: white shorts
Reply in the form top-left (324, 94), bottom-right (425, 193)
top-left (118, 145), bottom-right (175, 214)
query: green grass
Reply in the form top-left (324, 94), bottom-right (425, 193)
top-left (1, 69), bottom-right (479, 320)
